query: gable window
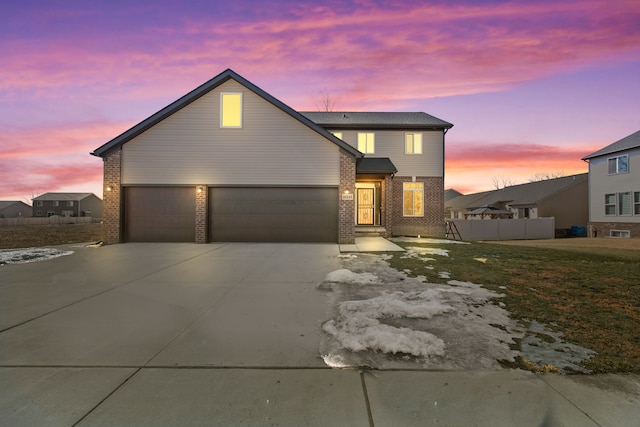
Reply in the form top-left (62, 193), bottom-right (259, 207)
top-left (405, 133), bottom-right (422, 154)
top-left (608, 155), bottom-right (628, 174)
top-left (618, 192), bottom-right (632, 215)
top-left (220, 93), bottom-right (242, 128)
top-left (331, 131), bottom-right (343, 140)
top-left (357, 133), bottom-right (375, 153)
top-left (605, 194), bottom-right (616, 215)
top-left (403, 182), bottom-right (424, 217)
top-left (635, 192), bottom-right (640, 215)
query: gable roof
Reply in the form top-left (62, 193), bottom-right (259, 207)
top-left (91, 69), bottom-right (362, 158)
top-left (582, 130), bottom-right (640, 160)
top-left (445, 174), bottom-right (588, 210)
top-left (300, 112), bottom-right (453, 130)
top-left (32, 193), bottom-right (100, 201)
top-left (0, 201), bottom-right (30, 210)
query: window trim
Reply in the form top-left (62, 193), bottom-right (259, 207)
top-left (618, 191), bottom-right (632, 216)
top-left (405, 132), bottom-right (423, 154)
top-left (605, 193), bottom-right (616, 216)
top-left (220, 92), bottom-right (243, 128)
top-left (634, 191), bottom-right (640, 215)
top-left (357, 132), bottom-right (375, 154)
top-left (403, 182), bottom-right (424, 217)
top-left (608, 154), bottom-right (629, 174)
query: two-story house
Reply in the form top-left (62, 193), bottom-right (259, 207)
top-left (582, 130), bottom-right (640, 238)
top-left (91, 69), bottom-right (452, 244)
top-left (32, 193), bottom-right (103, 219)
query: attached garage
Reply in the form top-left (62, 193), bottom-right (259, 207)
top-left (209, 187), bottom-right (338, 242)
top-left (124, 187), bottom-right (195, 242)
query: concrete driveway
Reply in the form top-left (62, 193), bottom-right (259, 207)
top-left (1, 242), bottom-right (639, 426)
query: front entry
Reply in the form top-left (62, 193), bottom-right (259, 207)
top-left (357, 188), bottom-right (375, 225)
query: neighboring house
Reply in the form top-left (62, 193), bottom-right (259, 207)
top-left (582, 130), bottom-right (640, 238)
top-left (0, 201), bottom-right (31, 218)
top-left (445, 174), bottom-right (588, 229)
top-left (91, 69), bottom-right (453, 244)
top-left (32, 193), bottom-right (103, 219)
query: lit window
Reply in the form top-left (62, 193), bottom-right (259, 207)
top-left (605, 194), bottom-right (616, 215)
top-left (357, 133), bottom-right (375, 153)
top-left (608, 155), bottom-right (628, 174)
top-left (403, 182), bottom-right (424, 217)
top-left (619, 192), bottom-right (632, 215)
top-left (221, 93), bottom-right (242, 128)
top-left (405, 133), bottom-right (422, 154)
top-left (332, 131), bottom-right (343, 140)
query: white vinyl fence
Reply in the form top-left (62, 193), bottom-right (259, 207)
top-left (0, 217), bottom-right (97, 226)
top-left (450, 218), bottom-right (555, 241)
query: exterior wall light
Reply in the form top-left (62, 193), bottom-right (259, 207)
top-left (106, 186), bottom-right (112, 192)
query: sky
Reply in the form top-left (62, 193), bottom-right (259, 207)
top-left (2, 0), bottom-right (639, 202)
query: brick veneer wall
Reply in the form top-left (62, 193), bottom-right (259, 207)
top-left (588, 222), bottom-right (640, 238)
top-left (390, 176), bottom-right (445, 237)
top-left (102, 149), bottom-right (122, 244)
top-left (339, 151), bottom-right (356, 244)
top-left (195, 186), bottom-right (208, 243)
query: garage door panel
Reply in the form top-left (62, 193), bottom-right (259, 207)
top-left (209, 188), bottom-right (337, 242)
top-left (125, 187), bottom-right (195, 242)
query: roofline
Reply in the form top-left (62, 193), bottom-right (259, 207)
top-left (91, 69), bottom-right (362, 158)
top-left (300, 111), bottom-right (453, 130)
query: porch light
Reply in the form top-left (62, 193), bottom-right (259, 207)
top-left (106, 186), bottom-right (112, 192)
top-left (343, 190), bottom-right (350, 194)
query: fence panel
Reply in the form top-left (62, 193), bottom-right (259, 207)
top-left (450, 218), bottom-right (555, 241)
top-left (0, 217), bottom-right (96, 226)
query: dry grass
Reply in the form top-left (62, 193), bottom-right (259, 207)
top-left (0, 223), bottom-right (103, 249)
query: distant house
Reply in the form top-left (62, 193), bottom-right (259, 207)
top-left (445, 174), bottom-right (588, 229)
top-left (90, 69), bottom-right (453, 244)
top-left (32, 193), bottom-right (103, 219)
top-left (582, 130), bottom-right (640, 238)
top-left (0, 201), bottom-right (31, 218)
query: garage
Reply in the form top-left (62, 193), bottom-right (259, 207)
top-left (209, 187), bottom-right (338, 242)
top-left (124, 187), bottom-right (195, 242)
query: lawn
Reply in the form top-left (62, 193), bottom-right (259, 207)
top-left (0, 223), bottom-right (103, 249)
top-left (388, 239), bottom-right (640, 374)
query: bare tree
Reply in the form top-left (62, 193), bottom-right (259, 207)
top-left (314, 88), bottom-right (336, 112)
top-left (528, 171), bottom-right (565, 182)
top-left (491, 176), bottom-right (516, 190)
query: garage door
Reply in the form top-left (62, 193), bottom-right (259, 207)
top-left (124, 187), bottom-right (195, 242)
top-left (209, 187), bottom-right (338, 242)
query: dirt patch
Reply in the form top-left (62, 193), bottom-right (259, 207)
top-left (0, 223), bottom-right (102, 249)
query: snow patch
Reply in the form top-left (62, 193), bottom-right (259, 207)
top-left (0, 248), bottom-right (74, 265)
top-left (324, 269), bottom-right (379, 285)
top-left (391, 237), bottom-right (470, 245)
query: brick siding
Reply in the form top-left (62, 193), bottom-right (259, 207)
top-left (102, 150), bottom-right (122, 244)
top-left (195, 186), bottom-right (208, 243)
top-left (390, 176), bottom-right (445, 237)
top-left (588, 221), bottom-right (640, 238)
top-left (339, 151), bottom-right (356, 244)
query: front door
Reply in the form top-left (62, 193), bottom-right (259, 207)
top-left (357, 188), bottom-right (375, 225)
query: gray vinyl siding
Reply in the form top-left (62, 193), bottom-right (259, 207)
top-left (335, 130), bottom-right (444, 177)
top-left (122, 80), bottom-right (340, 185)
top-left (588, 147), bottom-right (640, 223)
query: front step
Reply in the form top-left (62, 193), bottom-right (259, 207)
top-left (355, 226), bottom-right (387, 237)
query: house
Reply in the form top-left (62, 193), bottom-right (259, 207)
top-left (32, 193), bottom-right (103, 219)
top-left (445, 173), bottom-right (589, 230)
top-left (0, 201), bottom-right (31, 218)
top-left (91, 69), bottom-right (453, 244)
top-left (582, 130), bottom-right (640, 238)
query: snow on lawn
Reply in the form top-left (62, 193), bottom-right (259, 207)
top-left (0, 248), bottom-right (74, 265)
top-left (319, 254), bottom-right (520, 370)
top-left (391, 237), bottom-right (470, 245)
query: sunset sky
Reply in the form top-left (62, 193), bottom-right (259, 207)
top-left (2, 0), bottom-right (639, 202)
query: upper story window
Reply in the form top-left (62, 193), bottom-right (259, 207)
top-left (36, 200), bottom-right (43, 207)
top-left (358, 132), bottom-right (375, 153)
top-left (405, 133), bottom-right (422, 154)
top-left (608, 155), bottom-right (628, 174)
top-left (220, 93), bottom-right (242, 128)
top-left (67, 201), bottom-right (74, 207)
top-left (53, 201), bottom-right (59, 207)
top-left (331, 131), bottom-right (343, 140)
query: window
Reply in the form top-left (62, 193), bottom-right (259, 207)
top-left (61, 210), bottom-right (73, 217)
top-left (611, 230), bottom-right (630, 238)
top-left (67, 201), bottom-right (74, 207)
top-left (331, 132), bottom-right (343, 140)
top-left (618, 192), bottom-right (632, 215)
top-left (36, 200), bottom-right (43, 207)
top-left (605, 194), bottom-right (616, 215)
top-left (403, 182), bottom-right (424, 217)
top-left (53, 201), bottom-right (59, 207)
top-left (405, 133), bottom-right (422, 154)
top-left (220, 93), bottom-right (242, 128)
top-left (36, 210), bottom-right (42, 216)
top-left (635, 192), bottom-right (640, 215)
top-left (608, 155), bottom-right (629, 174)
top-left (357, 133), bottom-right (375, 153)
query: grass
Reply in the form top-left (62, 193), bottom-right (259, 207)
top-left (387, 240), bottom-right (640, 374)
top-left (0, 223), bottom-right (103, 249)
